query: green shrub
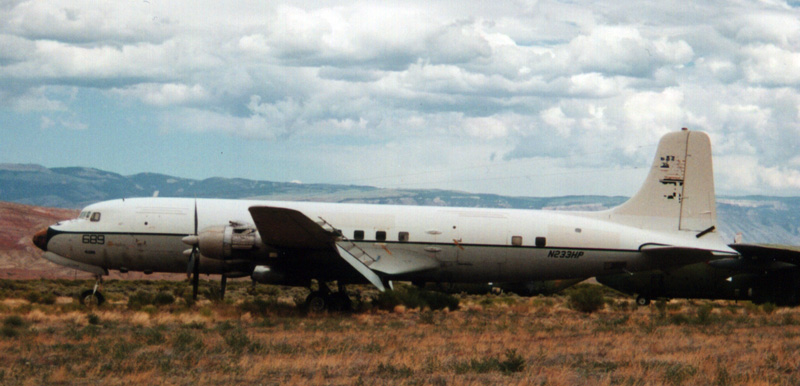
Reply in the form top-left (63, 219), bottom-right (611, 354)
top-left (453, 349), bottom-right (526, 374)
top-left (695, 304), bottom-right (714, 325)
top-left (1, 315), bottom-right (24, 339)
top-left (499, 349), bottom-right (526, 373)
top-left (24, 291), bottom-right (40, 304)
top-left (239, 298), bottom-right (274, 316)
top-left (376, 363), bottom-right (414, 378)
top-left (221, 325), bottom-right (250, 354)
top-left (39, 293), bottom-right (56, 305)
top-left (3, 315), bottom-right (24, 328)
top-left (128, 291), bottom-right (175, 309)
top-left (173, 330), bottom-right (204, 353)
top-left (87, 313), bottom-right (100, 325)
top-left (375, 285), bottom-right (459, 311)
top-left (204, 286), bottom-right (223, 302)
top-left (153, 292), bottom-right (175, 306)
top-left (567, 285), bottom-right (605, 313)
top-left (1, 325), bottom-right (19, 338)
top-left (127, 291), bottom-right (154, 309)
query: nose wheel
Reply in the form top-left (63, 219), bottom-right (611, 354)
top-left (79, 289), bottom-right (105, 306)
top-left (79, 275), bottom-right (105, 306)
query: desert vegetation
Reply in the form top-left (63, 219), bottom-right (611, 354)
top-left (1, 279), bottom-right (799, 385)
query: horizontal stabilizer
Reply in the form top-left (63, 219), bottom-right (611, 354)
top-left (336, 245), bottom-right (386, 292)
top-left (729, 243), bottom-right (800, 266)
top-left (638, 244), bottom-right (735, 269)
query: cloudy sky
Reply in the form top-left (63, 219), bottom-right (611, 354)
top-left (2, 0), bottom-right (800, 197)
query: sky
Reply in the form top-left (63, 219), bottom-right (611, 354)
top-left (1, 0), bottom-right (800, 197)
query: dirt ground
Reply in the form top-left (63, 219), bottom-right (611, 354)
top-left (1, 280), bottom-right (799, 386)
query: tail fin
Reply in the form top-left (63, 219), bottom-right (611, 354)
top-left (606, 129), bottom-right (717, 233)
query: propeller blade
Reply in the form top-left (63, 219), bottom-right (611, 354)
top-left (220, 275), bottom-right (227, 300)
top-left (186, 250), bottom-right (196, 275)
top-left (191, 253), bottom-right (200, 300)
top-left (190, 199), bottom-right (200, 300)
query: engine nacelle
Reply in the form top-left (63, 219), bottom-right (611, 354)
top-left (193, 223), bottom-right (268, 260)
top-left (251, 265), bottom-right (309, 286)
top-left (251, 265), bottom-right (285, 284)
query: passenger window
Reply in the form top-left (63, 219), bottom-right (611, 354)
top-left (354, 230), bottom-right (364, 240)
top-left (90, 212), bottom-right (101, 222)
top-left (376, 231), bottom-right (386, 241)
top-left (398, 232), bottom-right (409, 242)
top-left (511, 235), bottom-right (522, 246)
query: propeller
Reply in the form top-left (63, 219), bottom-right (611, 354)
top-left (181, 200), bottom-right (201, 300)
top-left (180, 199), bottom-right (228, 301)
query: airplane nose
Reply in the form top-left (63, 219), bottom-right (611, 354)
top-left (32, 227), bottom-right (49, 252)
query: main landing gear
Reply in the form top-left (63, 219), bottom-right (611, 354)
top-left (79, 275), bottom-right (105, 306)
top-left (305, 282), bottom-right (353, 312)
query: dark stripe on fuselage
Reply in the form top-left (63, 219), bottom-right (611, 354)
top-left (48, 229), bottom-right (639, 254)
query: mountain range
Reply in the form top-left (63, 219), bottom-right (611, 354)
top-left (2, 163), bottom-right (799, 245)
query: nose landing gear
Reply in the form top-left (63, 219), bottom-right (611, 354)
top-left (79, 275), bottom-right (105, 306)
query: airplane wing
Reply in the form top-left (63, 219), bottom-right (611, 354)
top-left (248, 206), bottom-right (387, 291)
top-left (729, 243), bottom-right (800, 266)
top-left (248, 206), bottom-right (336, 250)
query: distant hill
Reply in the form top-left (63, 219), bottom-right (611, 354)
top-left (1, 163), bottom-right (798, 245)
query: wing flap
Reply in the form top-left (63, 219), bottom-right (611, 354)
top-left (367, 249), bottom-right (440, 275)
top-left (336, 245), bottom-right (386, 292)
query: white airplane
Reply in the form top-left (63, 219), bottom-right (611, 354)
top-left (32, 128), bottom-right (737, 310)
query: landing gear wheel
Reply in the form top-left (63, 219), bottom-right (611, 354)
top-left (636, 295), bottom-right (651, 306)
top-left (306, 291), bottom-right (328, 313)
top-left (329, 292), bottom-right (353, 312)
top-left (80, 289), bottom-right (105, 306)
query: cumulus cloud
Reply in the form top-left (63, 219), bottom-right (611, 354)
top-left (717, 155), bottom-right (800, 194)
top-left (112, 83), bottom-right (209, 107)
top-left (2, 0), bottom-right (800, 196)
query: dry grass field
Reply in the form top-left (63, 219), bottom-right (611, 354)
top-left (1, 279), bottom-right (800, 386)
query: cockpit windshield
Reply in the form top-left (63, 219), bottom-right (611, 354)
top-left (78, 211), bottom-right (101, 222)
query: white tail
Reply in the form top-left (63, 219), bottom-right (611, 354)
top-left (604, 129), bottom-right (717, 233)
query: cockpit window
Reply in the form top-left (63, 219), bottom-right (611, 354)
top-left (79, 211), bottom-right (89, 219)
top-left (90, 212), bottom-right (101, 222)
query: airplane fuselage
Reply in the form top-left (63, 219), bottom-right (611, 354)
top-left (39, 197), bottom-right (729, 284)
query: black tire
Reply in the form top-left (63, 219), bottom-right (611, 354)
top-left (79, 290), bottom-right (105, 306)
top-left (636, 295), bottom-right (651, 306)
top-left (329, 292), bottom-right (353, 312)
top-left (306, 291), bottom-right (328, 313)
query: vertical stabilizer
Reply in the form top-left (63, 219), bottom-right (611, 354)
top-left (606, 129), bottom-right (716, 233)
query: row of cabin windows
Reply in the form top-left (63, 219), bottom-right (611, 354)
top-left (353, 230), bottom-right (409, 242)
top-left (350, 230), bottom-right (545, 247)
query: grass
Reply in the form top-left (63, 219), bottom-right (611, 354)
top-left (1, 280), bottom-right (800, 385)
